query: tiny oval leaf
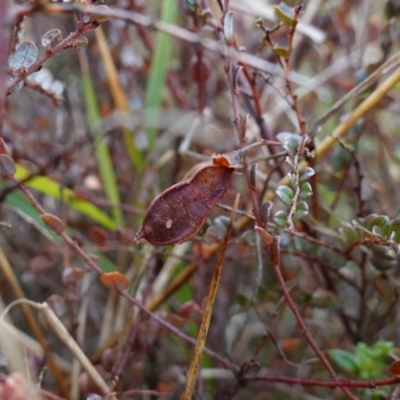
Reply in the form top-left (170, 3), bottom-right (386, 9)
top-left (185, 0), bottom-right (197, 11)
top-left (276, 132), bottom-right (302, 157)
top-left (273, 3), bottom-right (296, 27)
top-left (276, 185), bottom-right (294, 206)
top-left (41, 29), bottom-right (63, 48)
top-left (41, 213), bottom-right (65, 235)
top-left (300, 182), bottom-right (313, 199)
top-left (100, 272), bottom-right (129, 291)
top-left (294, 201), bottom-right (309, 220)
top-left (74, 36), bottom-right (89, 49)
top-left (93, 5), bottom-right (112, 24)
top-left (299, 167), bottom-right (316, 183)
top-left (273, 210), bottom-right (288, 228)
top-left (273, 46), bottom-right (289, 58)
top-left (9, 41), bottom-right (38, 70)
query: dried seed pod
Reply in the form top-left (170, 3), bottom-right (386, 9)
top-left (135, 165), bottom-right (234, 246)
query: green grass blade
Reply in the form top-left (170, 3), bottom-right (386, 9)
top-left (144, 0), bottom-right (178, 149)
top-left (6, 191), bottom-right (60, 242)
top-left (6, 190), bottom-right (117, 273)
top-left (80, 51), bottom-right (124, 227)
top-left (14, 164), bottom-right (117, 231)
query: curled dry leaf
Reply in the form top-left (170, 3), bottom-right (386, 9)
top-left (254, 225), bottom-right (274, 246)
top-left (100, 271), bottom-right (129, 291)
top-left (135, 165), bottom-right (234, 246)
top-left (212, 150), bottom-right (244, 168)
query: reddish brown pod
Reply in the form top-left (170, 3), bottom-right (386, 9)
top-left (135, 165), bottom-right (234, 246)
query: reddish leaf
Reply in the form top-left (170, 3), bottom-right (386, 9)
top-left (188, 55), bottom-right (211, 82)
top-left (100, 271), bottom-right (129, 291)
top-left (73, 187), bottom-right (93, 201)
top-left (135, 165), bottom-right (233, 246)
top-left (62, 267), bottom-right (85, 286)
top-left (41, 213), bottom-right (65, 234)
top-left (179, 300), bottom-right (203, 320)
top-left (29, 255), bottom-right (54, 274)
top-left (88, 226), bottom-right (108, 245)
top-left (388, 360), bottom-right (400, 376)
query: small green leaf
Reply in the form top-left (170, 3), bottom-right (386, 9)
top-left (237, 230), bottom-right (256, 245)
top-left (9, 41), bottom-right (38, 71)
top-left (93, 5), bottom-right (112, 24)
top-left (273, 2), bottom-right (295, 27)
top-left (276, 185), bottom-right (294, 206)
top-left (388, 219), bottom-right (400, 242)
top-left (385, 0), bottom-right (400, 19)
top-left (277, 132), bottom-right (302, 157)
top-left (205, 225), bottom-right (227, 241)
top-left (274, 210), bottom-right (288, 228)
top-left (364, 215), bottom-right (390, 235)
top-left (299, 166), bottom-right (315, 183)
top-left (288, 172), bottom-right (296, 188)
top-left (235, 293), bottom-right (249, 307)
top-left (300, 182), bottom-right (313, 199)
top-left (371, 255), bottom-right (396, 271)
top-left (294, 201), bottom-right (309, 220)
top-left (74, 36), bottom-right (89, 49)
top-left (185, 0), bottom-right (197, 12)
top-left (332, 146), bottom-right (352, 172)
top-left (339, 225), bottom-right (360, 244)
top-left (214, 215), bottom-right (230, 228)
top-left (272, 46), bottom-right (289, 58)
top-left (329, 349), bottom-right (358, 373)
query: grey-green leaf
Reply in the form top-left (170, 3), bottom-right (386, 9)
top-left (300, 182), bottom-right (313, 199)
top-left (41, 29), bottom-right (63, 48)
top-left (273, 2), bottom-right (296, 27)
top-left (299, 166), bottom-right (316, 183)
top-left (294, 201), bottom-right (309, 220)
top-left (9, 79), bottom-right (23, 93)
top-left (9, 41), bottom-right (38, 71)
top-left (276, 185), bottom-right (294, 206)
top-left (74, 36), bottom-right (89, 49)
top-left (273, 210), bottom-right (288, 228)
top-left (277, 132), bottom-right (302, 157)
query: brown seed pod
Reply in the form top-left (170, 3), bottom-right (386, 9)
top-left (135, 165), bottom-right (234, 246)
